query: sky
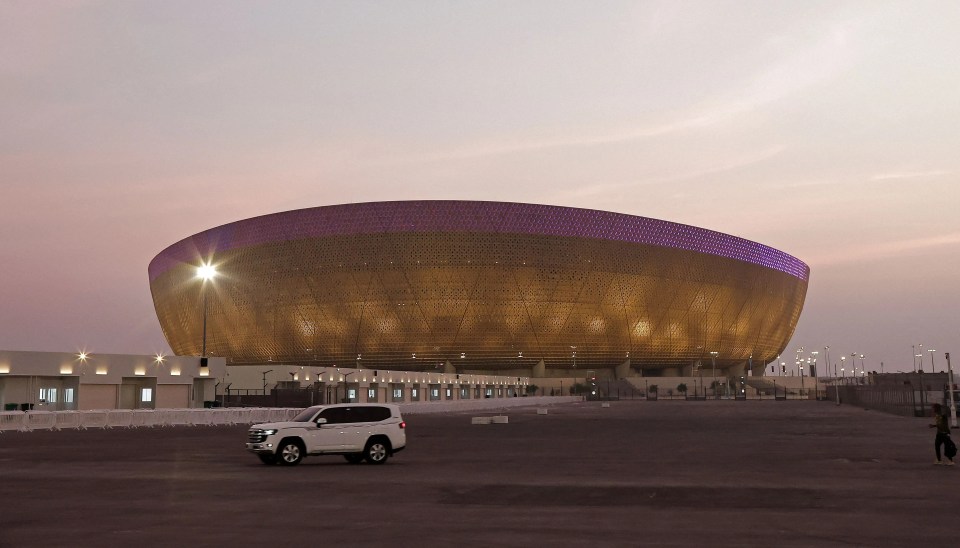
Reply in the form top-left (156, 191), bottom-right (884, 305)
top-left (2, 1), bottom-right (959, 374)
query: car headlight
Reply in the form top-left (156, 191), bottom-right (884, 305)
top-left (262, 429), bottom-right (278, 435)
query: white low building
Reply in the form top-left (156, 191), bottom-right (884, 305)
top-left (0, 350), bottom-right (532, 410)
top-left (0, 350), bottom-right (223, 411)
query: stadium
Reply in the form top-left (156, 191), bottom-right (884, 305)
top-left (148, 201), bottom-right (809, 378)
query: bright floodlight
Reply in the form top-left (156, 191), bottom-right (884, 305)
top-left (197, 263), bottom-right (217, 281)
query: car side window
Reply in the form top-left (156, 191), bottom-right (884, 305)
top-left (343, 407), bottom-right (367, 423)
top-left (317, 407), bottom-right (346, 424)
top-left (370, 407), bottom-right (390, 421)
top-left (345, 406), bottom-right (390, 423)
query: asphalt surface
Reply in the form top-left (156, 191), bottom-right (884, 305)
top-left (0, 400), bottom-right (956, 547)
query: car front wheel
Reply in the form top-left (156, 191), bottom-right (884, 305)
top-left (277, 440), bottom-right (304, 466)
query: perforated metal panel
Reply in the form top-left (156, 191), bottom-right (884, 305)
top-left (149, 201), bottom-right (809, 373)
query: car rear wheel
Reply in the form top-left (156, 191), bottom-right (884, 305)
top-left (277, 439), bottom-right (304, 466)
top-left (364, 438), bottom-right (390, 464)
top-left (344, 453), bottom-right (364, 464)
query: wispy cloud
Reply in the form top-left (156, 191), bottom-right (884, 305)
top-left (556, 144), bottom-right (786, 200)
top-left (870, 170), bottom-right (951, 181)
top-left (807, 232), bottom-right (960, 267)
top-left (392, 15), bottom-right (864, 166)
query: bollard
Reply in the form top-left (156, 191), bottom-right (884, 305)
top-left (471, 416), bottom-right (492, 425)
top-left (536, 408), bottom-right (548, 415)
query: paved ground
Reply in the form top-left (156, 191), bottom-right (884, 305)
top-left (0, 400), bottom-right (956, 547)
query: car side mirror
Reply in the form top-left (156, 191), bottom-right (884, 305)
top-left (315, 418), bottom-right (327, 426)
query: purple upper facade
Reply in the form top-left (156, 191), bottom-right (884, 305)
top-left (148, 201), bottom-right (809, 282)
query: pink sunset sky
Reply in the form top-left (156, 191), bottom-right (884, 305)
top-left (2, 1), bottom-right (958, 373)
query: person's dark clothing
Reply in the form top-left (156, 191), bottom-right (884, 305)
top-left (934, 413), bottom-right (952, 461)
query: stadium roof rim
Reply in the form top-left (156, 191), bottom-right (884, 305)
top-left (148, 200), bottom-right (809, 282)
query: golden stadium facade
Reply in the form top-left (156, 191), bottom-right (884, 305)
top-left (148, 201), bottom-right (809, 377)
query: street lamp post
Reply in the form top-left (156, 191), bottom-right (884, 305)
top-left (710, 351), bottom-right (718, 387)
top-left (929, 349), bottom-right (937, 374)
top-left (824, 346), bottom-right (831, 377)
top-left (799, 363), bottom-right (805, 396)
top-left (196, 263), bottom-right (217, 376)
top-left (841, 356), bottom-right (846, 381)
top-left (918, 344), bottom-right (924, 373)
top-left (339, 369), bottom-right (357, 403)
top-left (945, 352), bottom-right (957, 428)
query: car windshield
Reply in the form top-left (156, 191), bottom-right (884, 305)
top-left (291, 406), bottom-right (321, 422)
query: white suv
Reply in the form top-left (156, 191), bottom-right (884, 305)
top-left (246, 403), bottom-right (406, 466)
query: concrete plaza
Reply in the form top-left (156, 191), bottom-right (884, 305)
top-left (0, 400), bottom-right (954, 547)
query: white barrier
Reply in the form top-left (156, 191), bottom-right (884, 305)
top-left (131, 410), bottom-right (157, 428)
top-left (107, 410), bottom-right (134, 428)
top-left (81, 411), bottom-right (109, 429)
top-left (0, 412), bottom-right (25, 431)
top-left (0, 396), bottom-right (582, 432)
top-left (25, 411), bottom-right (57, 431)
top-left (55, 411), bottom-right (82, 430)
top-left (400, 396), bottom-right (580, 415)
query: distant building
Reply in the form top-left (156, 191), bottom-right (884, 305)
top-left (149, 201), bottom-right (808, 378)
top-left (0, 350), bottom-right (222, 411)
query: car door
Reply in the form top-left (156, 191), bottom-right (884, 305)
top-left (339, 407), bottom-right (371, 452)
top-left (306, 407), bottom-right (349, 453)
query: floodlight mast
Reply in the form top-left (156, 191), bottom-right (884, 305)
top-left (946, 352), bottom-right (957, 429)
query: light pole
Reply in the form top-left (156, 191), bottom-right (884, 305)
top-left (338, 369), bottom-right (357, 403)
top-left (850, 353), bottom-right (856, 380)
top-left (196, 263), bottom-right (217, 375)
top-left (912, 345), bottom-right (917, 372)
top-left (811, 351), bottom-right (819, 379)
top-left (825, 346), bottom-right (831, 377)
top-left (710, 351), bottom-right (718, 385)
top-left (262, 370), bottom-right (273, 393)
top-left (841, 356), bottom-right (846, 381)
top-left (918, 344), bottom-right (924, 373)
top-left (945, 352), bottom-right (957, 428)
top-left (929, 349), bottom-right (937, 374)
top-left (859, 354), bottom-right (865, 377)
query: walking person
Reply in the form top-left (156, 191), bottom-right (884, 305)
top-left (930, 403), bottom-right (956, 466)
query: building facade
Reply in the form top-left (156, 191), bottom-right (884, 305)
top-left (149, 201), bottom-right (809, 378)
top-left (0, 350), bottom-right (222, 411)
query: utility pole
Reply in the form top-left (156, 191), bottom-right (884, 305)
top-left (262, 370), bottom-right (273, 393)
top-left (946, 352), bottom-right (957, 428)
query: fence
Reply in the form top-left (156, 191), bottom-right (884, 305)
top-left (0, 408), bottom-right (301, 432)
top-left (0, 396), bottom-right (582, 432)
top-left (827, 384), bottom-right (943, 417)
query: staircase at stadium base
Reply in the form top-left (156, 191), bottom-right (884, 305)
top-left (596, 379), bottom-right (640, 400)
top-left (745, 377), bottom-right (778, 397)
